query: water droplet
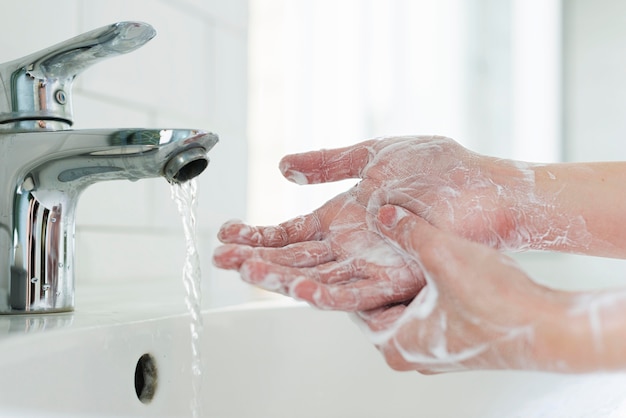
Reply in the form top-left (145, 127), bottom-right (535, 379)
top-left (42, 284), bottom-right (51, 291)
top-left (30, 277), bottom-right (39, 283)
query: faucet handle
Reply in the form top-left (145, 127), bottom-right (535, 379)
top-left (0, 21), bottom-right (156, 130)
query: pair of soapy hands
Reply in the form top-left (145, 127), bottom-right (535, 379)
top-left (213, 136), bottom-right (585, 373)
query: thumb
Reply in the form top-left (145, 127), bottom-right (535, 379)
top-left (376, 205), bottom-right (494, 283)
top-left (278, 140), bottom-right (375, 185)
top-left (376, 205), bottom-right (451, 274)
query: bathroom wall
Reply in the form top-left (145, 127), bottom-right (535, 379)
top-left (246, 0), bottom-right (562, 225)
top-left (512, 0), bottom-right (626, 290)
top-left (563, 0), bottom-right (626, 162)
top-left (247, 0), bottom-right (471, 226)
top-left (0, 0), bottom-right (252, 306)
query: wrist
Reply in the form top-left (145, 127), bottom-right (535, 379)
top-left (529, 162), bottom-right (626, 256)
top-left (494, 161), bottom-right (594, 253)
top-left (530, 291), bottom-right (583, 372)
top-left (483, 158), bottom-right (546, 250)
top-left (531, 290), bottom-right (626, 373)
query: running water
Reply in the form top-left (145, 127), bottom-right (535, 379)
top-left (171, 179), bottom-right (203, 418)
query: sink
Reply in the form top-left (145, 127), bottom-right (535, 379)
top-left (0, 281), bottom-right (625, 418)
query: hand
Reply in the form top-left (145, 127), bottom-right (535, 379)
top-left (357, 205), bottom-right (565, 373)
top-left (214, 136), bottom-right (549, 310)
top-left (214, 193), bottom-right (426, 311)
top-left (277, 135), bottom-right (548, 249)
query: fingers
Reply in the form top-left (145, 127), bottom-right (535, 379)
top-left (355, 304), bottom-right (406, 333)
top-left (376, 205), bottom-right (442, 261)
top-left (212, 241), bottom-right (334, 270)
top-left (239, 259), bottom-right (422, 311)
top-left (293, 277), bottom-right (413, 311)
top-left (278, 140), bottom-right (377, 184)
top-left (217, 213), bottom-right (323, 247)
top-left (376, 205), bottom-right (500, 283)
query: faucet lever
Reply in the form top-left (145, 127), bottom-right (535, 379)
top-left (0, 21), bottom-right (156, 130)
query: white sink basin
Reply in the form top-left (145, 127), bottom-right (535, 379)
top-left (0, 281), bottom-right (625, 417)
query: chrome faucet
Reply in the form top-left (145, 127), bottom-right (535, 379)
top-left (0, 22), bottom-right (218, 314)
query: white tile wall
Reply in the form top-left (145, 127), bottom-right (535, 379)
top-left (563, 0), bottom-right (626, 162)
top-left (0, 0), bottom-right (253, 305)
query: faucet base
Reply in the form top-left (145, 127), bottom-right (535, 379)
top-left (0, 308), bottom-right (74, 315)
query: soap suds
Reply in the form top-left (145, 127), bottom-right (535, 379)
top-left (214, 135), bottom-right (608, 373)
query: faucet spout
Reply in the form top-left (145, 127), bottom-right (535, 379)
top-left (165, 147), bottom-right (210, 184)
top-left (0, 128), bottom-right (218, 313)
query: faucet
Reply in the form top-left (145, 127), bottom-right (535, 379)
top-left (0, 22), bottom-right (219, 314)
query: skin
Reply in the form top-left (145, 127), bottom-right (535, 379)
top-left (212, 136), bottom-right (626, 372)
top-left (362, 205), bottom-right (626, 373)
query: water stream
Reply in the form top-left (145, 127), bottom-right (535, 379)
top-left (171, 179), bottom-right (203, 418)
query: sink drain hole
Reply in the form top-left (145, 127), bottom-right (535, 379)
top-left (135, 353), bottom-right (158, 404)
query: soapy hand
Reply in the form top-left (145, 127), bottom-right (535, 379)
top-left (274, 135), bottom-right (567, 250)
top-left (214, 194), bottom-right (426, 311)
top-left (212, 135), bottom-right (626, 373)
top-left (214, 136), bottom-right (575, 310)
top-left (212, 135), bottom-right (626, 372)
top-left (356, 205), bottom-right (563, 373)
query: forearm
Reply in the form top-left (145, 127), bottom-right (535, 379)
top-left (535, 288), bottom-right (626, 372)
top-left (501, 161), bottom-right (626, 258)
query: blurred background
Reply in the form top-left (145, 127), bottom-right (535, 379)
top-left (249, 0), bottom-right (626, 294)
top-left (1, 0), bottom-right (625, 306)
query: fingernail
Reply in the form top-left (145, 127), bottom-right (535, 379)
top-left (239, 260), bottom-right (261, 283)
top-left (282, 167), bottom-right (309, 185)
top-left (222, 218), bottom-right (243, 228)
top-left (278, 158), bottom-right (291, 175)
top-left (212, 245), bottom-right (251, 270)
top-left (378, 205), bottom-right (400, 228)
top-left (217, 219), bottom-right (242, 239)
top-left (240, 260), bottom-right (282, 291)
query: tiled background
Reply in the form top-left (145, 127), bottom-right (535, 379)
top-left (0, 0), bottom-right (252, 305)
